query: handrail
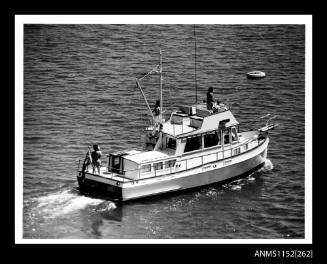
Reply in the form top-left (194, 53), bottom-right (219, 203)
top-left (139, 137), bottom-right (265, 182)
top-left (259, 114), bottom-right (279, 128)
top-left (82, 135), bottom-right (264, 181)
top-left (83, 139), bottom-right (265, 184)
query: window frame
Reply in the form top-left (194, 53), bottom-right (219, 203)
top-left (203, 131), bottom-right (221, 149)
top-left (233, 147), bottom-right (240, 155)
top-left (113, 157), bottom-right (120, 166)
top-left (223, 128), bottom-right (231, 146)
top-left (153, 162), bottom-right (163, 171)
top-left (184, 135), bottom-right (203, 153)
top-left (231, 127), bottom-right (238, 143)
top-left (141, 164), bottom-right (151, 173)
top-left (164, 159), bottom-right (176, 168)
top-left (166, 137), bottom-right (176, 150)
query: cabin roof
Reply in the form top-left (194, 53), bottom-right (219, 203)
top-left (110, 149), bottom-right (141, 156)
top-left (161, 121), bottom-right (196, 138)
top-left (179, 110), bottom-right (239, 138)
top-left (124, 150), bottom-right (171, 164)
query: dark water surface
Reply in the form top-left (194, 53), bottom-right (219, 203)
top-left (23, 24), bottom-right (305, 239)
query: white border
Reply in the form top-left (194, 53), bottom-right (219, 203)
top-left (15, 15), bottom-right (312, 244)
top-left (15, 15), bottom-right (311, 24)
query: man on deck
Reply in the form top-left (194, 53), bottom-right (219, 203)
top-left (206, 87), bottom-right (220, 112)
top-left (91, 144), bottom-right (102, 174)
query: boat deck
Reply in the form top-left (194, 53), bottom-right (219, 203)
top-left (84, 166), bottom-right (131, 182)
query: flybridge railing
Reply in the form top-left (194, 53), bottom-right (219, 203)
top-left (78, 135), bottom-right (266, 183)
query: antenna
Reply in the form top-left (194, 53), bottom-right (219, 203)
top-left (159, 49), bottom-right (163, 123)
top-left (194, 25), bottom-right (198, 104)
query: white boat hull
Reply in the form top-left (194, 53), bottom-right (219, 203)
top-left (78, 138), bottom-right (268, 201)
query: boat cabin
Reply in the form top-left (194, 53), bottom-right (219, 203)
top-left (105, 103), bottom-right (255, 181)
top-left (153, 103), bottom-right (240, 158)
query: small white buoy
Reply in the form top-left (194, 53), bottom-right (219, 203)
top-left (246, 71), bottom-right (266, 79)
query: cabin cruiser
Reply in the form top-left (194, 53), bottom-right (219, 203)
top-left (77, 51), bottom-right (277, 201)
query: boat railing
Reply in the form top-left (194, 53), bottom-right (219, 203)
top-left (259, 114), bottom-right (279, 132)
top-left (79, 164), bottom-right (134, 183)
top-left (78, 135), bottom-right (265, 183)
top-left (179, 135), bottom-right (262, 170)
top-left (133, 135), bottom-right (263, 181)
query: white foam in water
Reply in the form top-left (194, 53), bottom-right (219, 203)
top-left (222, 181), bottom-right (242, 191)
top-left (60, 196), bottom-right (105, 215)
top-left (34, 189), bottom-right (107, 218)
top-left (205, 189), bottom-right (217, 197)
top-left (261, 158), bottom-right (274, 171)
top-left (247, 176), bottom-right (256, 181)
top-left (234, 179), bottom-right (243, 184)
top-left (96, 202), bottom-right (117, 212)
top-left (231, 185), bottom-right (242, 191)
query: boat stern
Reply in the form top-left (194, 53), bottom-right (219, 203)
top-left (77, 172), bottom-right (123, 200)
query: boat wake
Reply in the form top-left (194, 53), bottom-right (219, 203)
top-left (30, 189), bottom-right (116, 219)
top-left (222, 179), bottom-right (247, 191)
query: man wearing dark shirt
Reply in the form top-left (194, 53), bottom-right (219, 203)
top-left (91, 144), bottom-right (102, 174)
top-left (206, 87), bottom-right (214, 110)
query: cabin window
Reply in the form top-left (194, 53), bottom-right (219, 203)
top-left (153, 162), bottom-right (163, 171)
top-left (171, 114), bottom-right (183, 124)
top-left (233, 147), bottom-right (240, 155)
top-left (184, 136), bottom-right (202, 153)
top-left (166, 138), bottom-right (176, 150)
top-left (165, 159), bottom-right (176, 168)
top-left (110, 155), bottom-right (123, 174)
top-left (141, 164), bottom-right (151, 173)
top-left (113, 157), bottom-right (120, 166)
top-left (223, 128), bottom-right (231, 145)
top-left (204, 131), bottom-right (220, 148)
top-left (231, 127), bottom-right (238, 142)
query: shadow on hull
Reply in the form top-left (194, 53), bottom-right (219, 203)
top-left (77, 162), bottom-right (265, 204)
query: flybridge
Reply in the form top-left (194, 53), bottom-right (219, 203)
top-left (161, 103), bottom-right (239, 139)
